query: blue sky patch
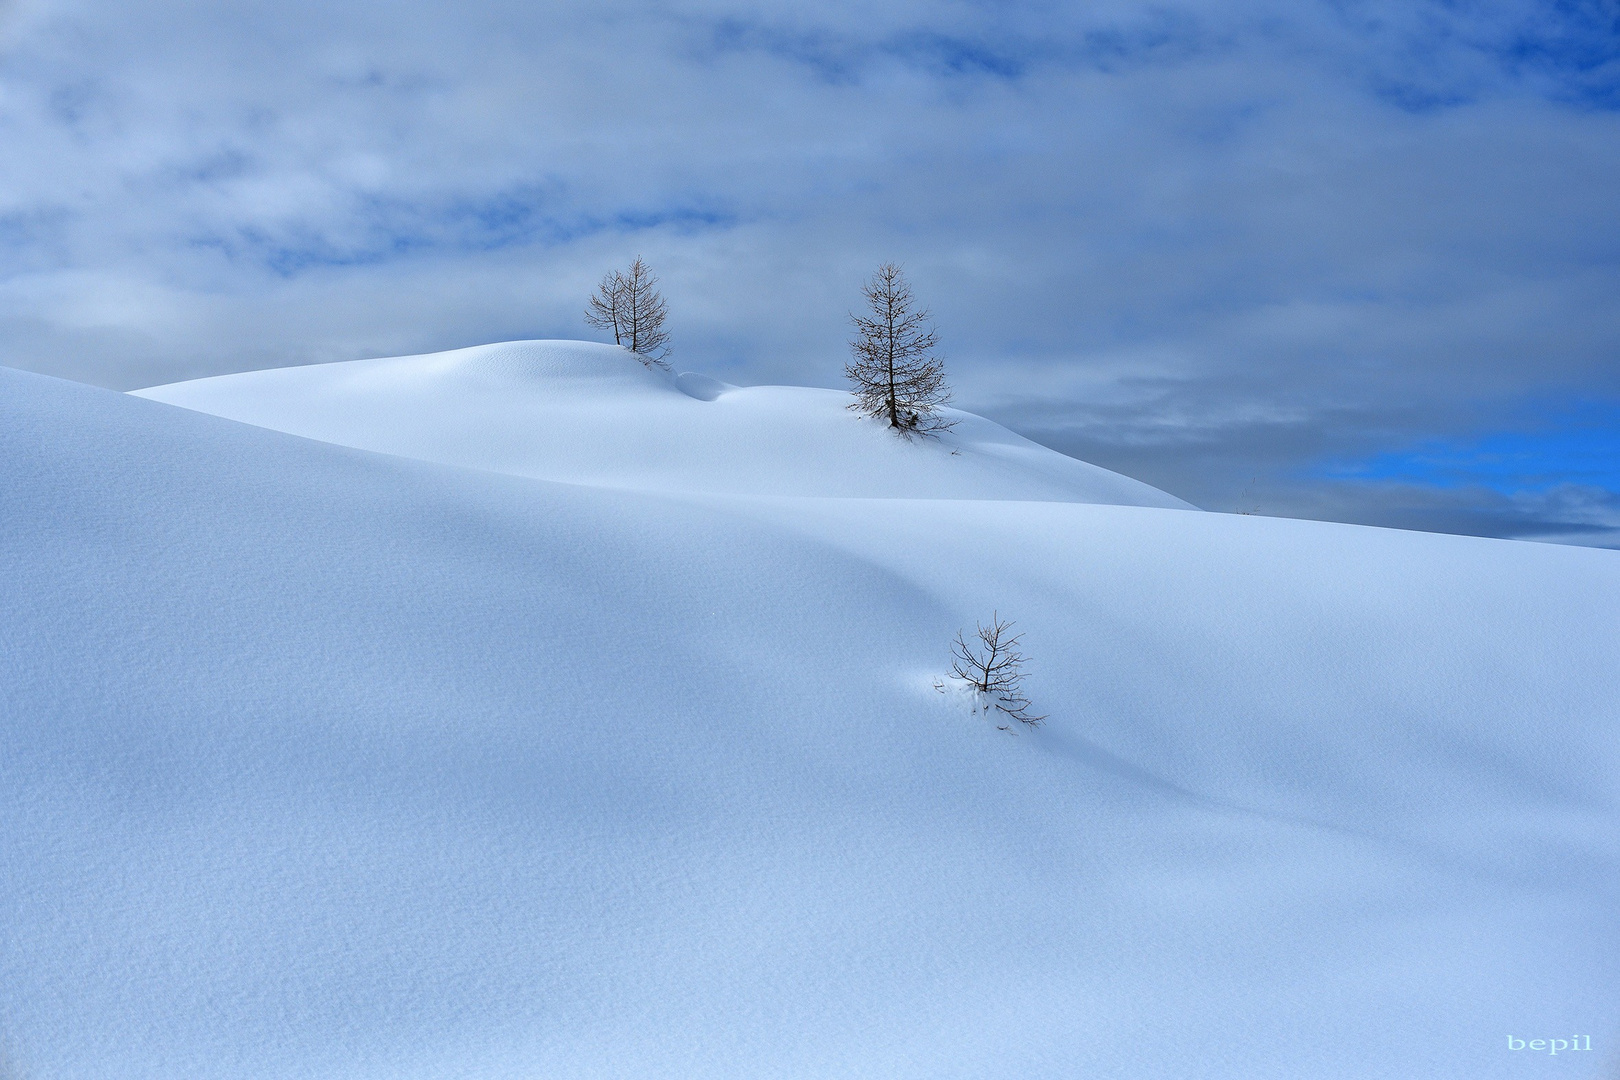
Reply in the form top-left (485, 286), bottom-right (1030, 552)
top-left (1317, 400), bottom-right (1620, 495)
top-left (191, 190), bottom-right (738, 279)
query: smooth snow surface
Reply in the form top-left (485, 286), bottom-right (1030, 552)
top-left (133, 340), bottom-right (1192, 506)
top-left (4, 351), bottom-right (1619, 1079)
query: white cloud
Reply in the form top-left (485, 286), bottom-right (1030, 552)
top-left (1, 0), bottom-right (1617, 540)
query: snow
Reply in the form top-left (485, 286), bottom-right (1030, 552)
top-left (131, 339), bottom-right (1192, 506)
top-left (3, 342), bottom-right (1617, 1079)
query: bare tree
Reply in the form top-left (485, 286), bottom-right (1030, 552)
top-left (845, 263), bottom-right (953, 436)
top-left (945, 613), bottom-right (1046, 730)
top-left (585, 255), bottom-right (671, 367)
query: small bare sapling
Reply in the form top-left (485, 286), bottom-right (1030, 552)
top-left (940, 612), bottom-right (1046, 730)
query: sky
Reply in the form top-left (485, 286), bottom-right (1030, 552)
top-left (1, 0), bottom-right (1617, 545)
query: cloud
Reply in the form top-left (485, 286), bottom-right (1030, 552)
top-left (0, 0), bottom-right (1617, 543)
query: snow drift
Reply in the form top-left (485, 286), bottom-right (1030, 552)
top-left (132, 339), bottom-right (1192, 506)
top-left (2, 346), bottom-right (1617, 1079)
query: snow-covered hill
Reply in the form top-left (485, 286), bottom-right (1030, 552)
top-left (3, 349), bottom-right (1618, 1079)
top-left (132, 340), bottom-right (1191, 506)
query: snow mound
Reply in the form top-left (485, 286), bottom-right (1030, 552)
top-left (132, 339), bottom-right (1192, 506)
top-left (5, 364), bottom-right (1617, 1078)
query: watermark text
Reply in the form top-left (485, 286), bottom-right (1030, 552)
top-left (1507, 1035), bottom-right (1592, 1056)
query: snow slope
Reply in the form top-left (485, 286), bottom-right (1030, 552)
top-left (132, 339), bottom-right (1191, 506)
top-left (4, 353), bottom-right (1619, 1079)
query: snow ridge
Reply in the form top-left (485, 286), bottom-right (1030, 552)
top-left (133, 339), bottom-right (1194, 506)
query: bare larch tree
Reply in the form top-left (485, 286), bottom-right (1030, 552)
top-left (947, 613), bottom-right (1046, 730)
top-left (845, 262), bottom-right (953, 436)
top-left (585, 255), bottom-right (671, 367)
